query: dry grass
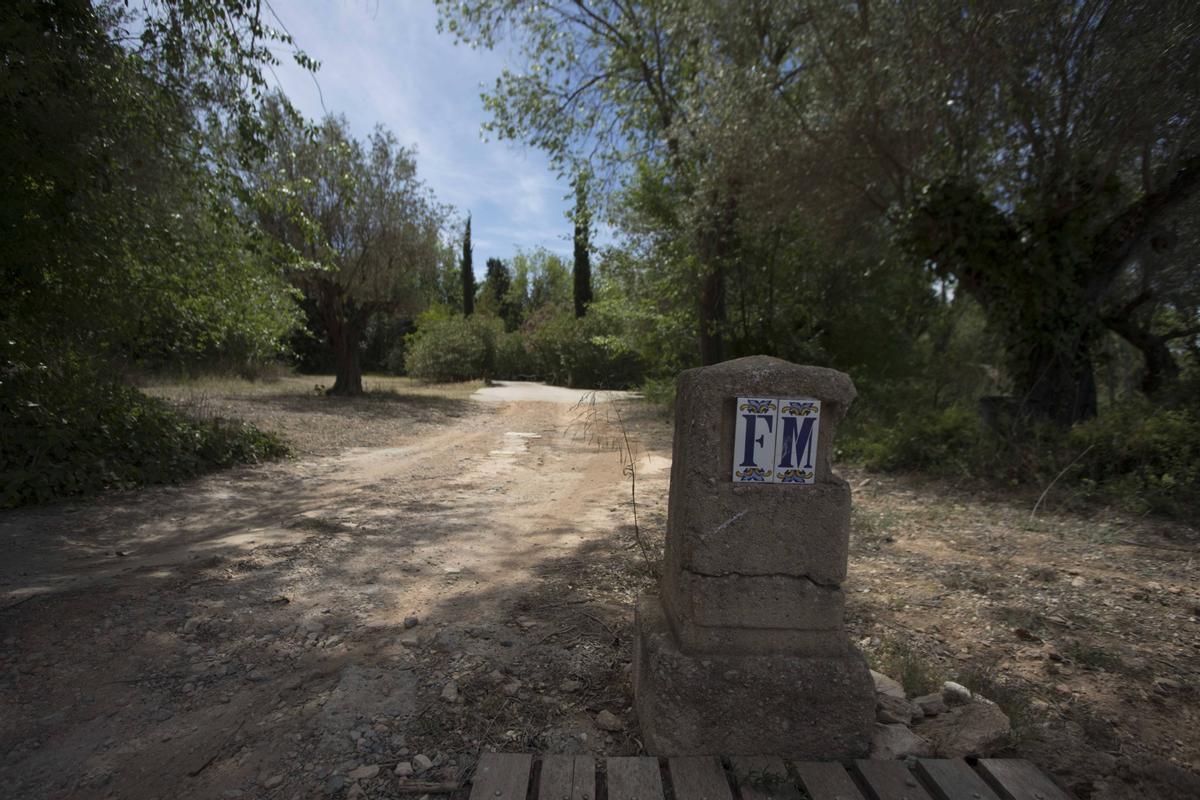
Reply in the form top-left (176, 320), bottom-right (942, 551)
top-left (141, 372), bottom-right (484, 455)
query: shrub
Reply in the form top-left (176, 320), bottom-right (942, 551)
top-left (404, 314), bottom-right (502, 382)
top-left (845, 391), bottom-right (1199, 522)
top-left (494, 330), bottom-right (534, 380)
top-left (852, 404), bottom-right (980, 473)
top-left (1068, 401), bottom-right (1200, 518)
top-left (0, 351), bottom-right (287, 508)
top-left (522, 309), bottom-right (644, 389)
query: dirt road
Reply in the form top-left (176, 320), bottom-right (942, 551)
top-left (3, 378), bottom-right (1199, 800)
top-left (0, 383), bottom-right (669, 799)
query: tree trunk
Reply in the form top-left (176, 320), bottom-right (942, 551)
top-left (1102, 290), bottom-right (1181, 396)
top-left (697, 262), bottom-right (725, 365)
top-left (327, 319), bottom-right (364, 396)
top-left (1104, 315), bottom-right (1180, 395)
top-left (1018, 337), bottom-right (1098, 426)
top-left (695, 190), bottom-right (736, 366)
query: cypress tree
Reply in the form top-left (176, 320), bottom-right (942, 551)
top-left (572, 173), bottom-right (592, 318)
top-left (461, 215), bottom-right (476, 316)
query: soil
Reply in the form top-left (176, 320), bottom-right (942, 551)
top-left (1, 376), bottom-right (1197, 799)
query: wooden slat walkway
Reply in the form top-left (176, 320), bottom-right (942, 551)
top-left (466, 754), bottom-right (1073, 800)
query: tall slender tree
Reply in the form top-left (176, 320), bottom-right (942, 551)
top-left (461, 215), bottom-right (476, 316)
top-left (572, 171), bottom-right (593, 318)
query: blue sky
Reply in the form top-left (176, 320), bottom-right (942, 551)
top-left (268, 0), bottom-right (580, 269)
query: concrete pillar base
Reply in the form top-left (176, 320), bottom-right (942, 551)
top-left (632, 595), bottom-right (874, 759)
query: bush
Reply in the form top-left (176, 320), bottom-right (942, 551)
top-left (845, 392), bottom-right (1200, 522)
top-left (404, 314), bottom-right (502, 382)
top-left (1069, 401), bottom-right (1200, 519)
top-left (0, 351), bottom-right (288, 508)
top-left (851, 404), bottom-right (981, 473)
top-left (404, 308), bottom-right (645, 388)
top-left (494, 330), bottom-right (534, 380)
top-left (522, 309), bottom-right (644, 389)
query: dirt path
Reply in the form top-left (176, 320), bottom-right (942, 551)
top-left (3, 379), bottom-right (1199, 800)
top-left (0, 386), bottom-right (670, 800)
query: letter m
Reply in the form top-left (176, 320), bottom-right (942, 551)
top-left (776, 416), bottom-right (816, 470)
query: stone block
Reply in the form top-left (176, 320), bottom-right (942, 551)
top-left (663, 571), bottom-right (844, 631)
top-left (633, 596), bottom-right (874, 758)
top-left (662, 477), bottom-right (851, 584)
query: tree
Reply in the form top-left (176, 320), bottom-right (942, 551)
top-left (573, 170), bottom-right (593, 318)
top-left (1, 0), bottom-right (306, 367)
top-left (461, 215), bottom-right (476, 316)
top-left (255, 106), bottom-right (447, 395)
top-left (438, 0), bottom-right (735, 364)
top-left (481, 258), bottom-right (520, 330)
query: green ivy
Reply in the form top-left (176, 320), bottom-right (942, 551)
top-left (0, 351), bottom-right (287, 508)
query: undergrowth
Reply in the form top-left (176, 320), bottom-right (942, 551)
top-left (1, 352), bottom-right (288, 508)
top-left (843, 396), bottom-right (1200, 523)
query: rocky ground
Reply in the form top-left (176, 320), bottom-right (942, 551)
top-left (1, 375), bottom-right (1197, 799)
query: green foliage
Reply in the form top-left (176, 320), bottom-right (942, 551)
top-left (869, 639), bottom-right (943, 698)
top-left (1, 1), bottom-right (303, 365)
top-left (519, 308), bottom-right (645, 389)
top-left (403, 302), bottom-right (645, 389)
top-left (850, 405), bottom-right (981, 474)
top-left (1, 349), bottom-right (287, 508)
top-left (1068, 401), bottom-right (1200, 519)
top-left (846, 395), bottom-right (1200, 522)
top-left (404, 313), bottom-right (502, 382)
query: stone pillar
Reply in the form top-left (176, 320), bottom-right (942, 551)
top-left (633, 355), bottom-right (874, 758)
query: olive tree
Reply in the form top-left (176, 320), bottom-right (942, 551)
top-left (255, 106), bottom-right (448, 395)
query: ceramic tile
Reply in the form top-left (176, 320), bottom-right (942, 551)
top-left (773, 398), bottom-right (820, 484)
top-left (732, 397), bottom-right (777, 482)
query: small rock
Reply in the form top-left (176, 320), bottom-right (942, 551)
top-left (263, 774), bottom-right (283, 789)
top-left (413, 754), bottom-right (434, 772)
top-left (501, 681), bottom-right (521, 697)
top-left (871, 670), bottom-right (906, 700)
top-left (876, 694), bottom-right (920, 725)
top-left (324, 774), bottom-right (345, 795)
top-left (440, 681), bottom-right (460, 703)
top-left (941, 680), bottom-right (974, 705)
top-left (404, 616), bottom-right (420, 629)
top-left (596, 710), bottom-right (624, 732)
top-left (913, 692), bottom-right (948, 716)
top-left (1155, 677), bottom-right (1182, 693)
top-left (394, 762), bottom-right (414, 777)
top-left (915, 701), bottom-right (1011, 757)
top-left (346, 785), bottom-right (364, 800)
top-left (870, 723), bottom-right (931, 759)
top-left (347, 764), bottom-right (379, 781)
top-left (559, 679), bottom-right (583, 693)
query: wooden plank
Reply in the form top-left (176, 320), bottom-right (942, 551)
top-left (793, 762), bottom-right (866, 800)
top-left (607, 756), bottom-right (665, 800)
top-left (915, 759), bottom-right (1001, 800)
top-left (469, 753), bottom-right (532, 800)
top-left (976, 759), bottom-right (1071, 800)
top-left (669, 756), bottom-right (735, 800)
top-left (853, 760), bottom-right (935, 800)
top-left (538, 755), bottom-right (596, 800)
top-left (730, 756), bottom-right (801, 800)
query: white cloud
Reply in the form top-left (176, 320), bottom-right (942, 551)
top-left (268, 0), bottom-right (576, 270)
